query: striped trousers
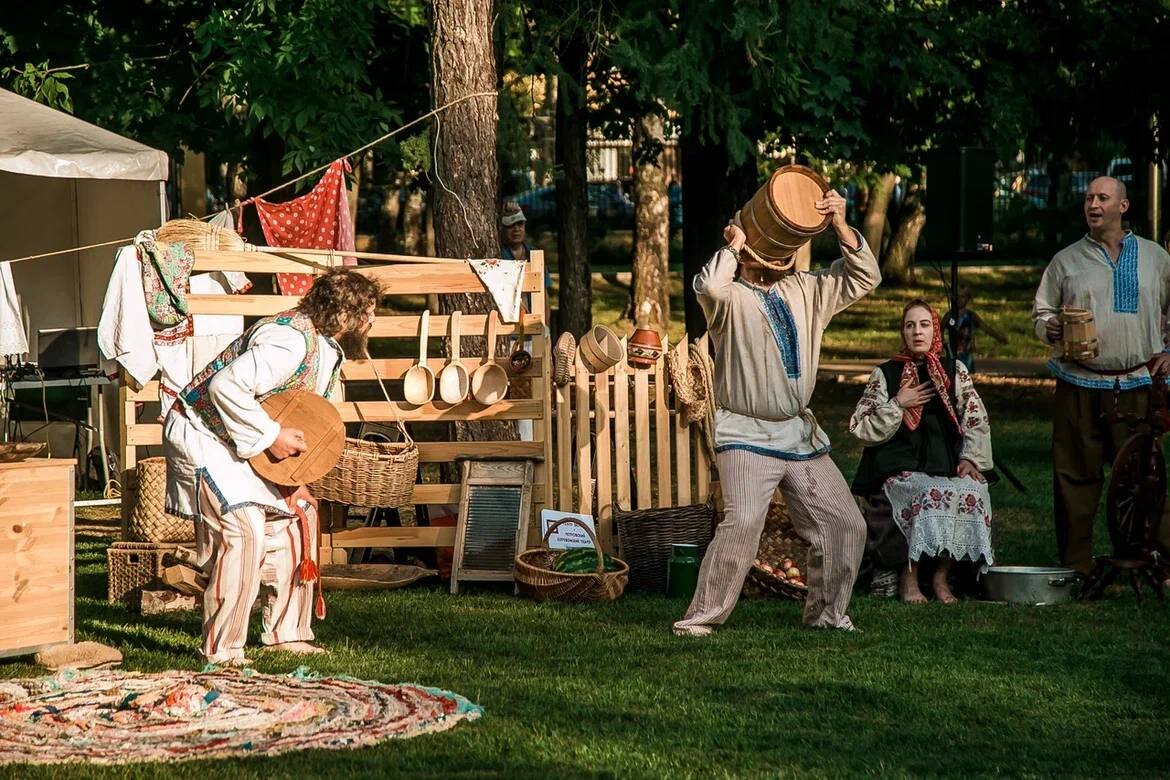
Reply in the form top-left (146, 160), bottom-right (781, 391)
top-left (674, 449), bottom-right (866, 633)
top-left (196, 480), bottom-right (316, 664)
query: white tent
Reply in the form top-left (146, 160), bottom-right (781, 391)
top-left (0, 87), bottom-right (168, 358)
top-left (0, 88), bottom-right (168, 473)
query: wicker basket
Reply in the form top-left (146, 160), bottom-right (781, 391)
top-left (514, 518), bottom-right (629, 602)
top-left (126, 458), bottom-right (194, 543)
top-left (745, 499), bottom-right (810, 600)
top-left (310, 428), bottom-right (419, 508)
top-left (614, 501), bottom-right (716, 593)
top-left (107, 541), bottom-right (177, 603)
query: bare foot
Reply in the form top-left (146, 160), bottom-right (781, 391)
top-left (900, 578), bottom-right (928, 605)
top-left (210, 656), bottom-right (252, 668)
top-left (266, 641), bottom-right (328, 655)
top-left (933, 578), bottom-right (958, 604)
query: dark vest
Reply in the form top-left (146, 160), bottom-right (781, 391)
top-left (850, 359), bottom-right (962, 497)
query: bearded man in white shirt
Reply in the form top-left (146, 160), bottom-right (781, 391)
top-left (164, 268), bottom-right (380, 666)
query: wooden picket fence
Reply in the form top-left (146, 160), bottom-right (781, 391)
top-left (552, 334), bottom-right (716, 553)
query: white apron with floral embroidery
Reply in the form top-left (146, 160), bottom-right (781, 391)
top-left (882, 471), bottom-right (994, 572)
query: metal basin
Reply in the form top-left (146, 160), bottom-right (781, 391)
top-left (982, 566), bottom-right (1080, 605)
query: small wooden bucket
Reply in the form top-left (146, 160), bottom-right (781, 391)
top-left (740, 164), bottom-right (832, 270)
top-left (1061, 308), bottom-right (1098, 361)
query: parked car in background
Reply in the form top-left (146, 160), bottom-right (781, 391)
top-left (513, 182), bottom-right (637, 228)
top-left (587, 182), bottom-right (634, 223)
top-left (514, 185), bottom-right (556, 221)
top-left (669, 182), bottom-right (683, 229)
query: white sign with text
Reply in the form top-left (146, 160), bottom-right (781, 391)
top-left (540, 509), bottom-right (597, 550)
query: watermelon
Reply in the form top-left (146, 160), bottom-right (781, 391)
top-left (552, 548), bottom-right (621, 573)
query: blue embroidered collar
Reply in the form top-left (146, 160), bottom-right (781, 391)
top-left (737, 279), bottom-right (801, 379)
top-left (1086, 232), bottom-right (1139, 313)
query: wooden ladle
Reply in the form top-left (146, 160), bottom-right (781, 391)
top-left (438, 309), bottom-right (470, 404)
top-left (403, 309), bottom-right (436, 406)
top-left (471, 310), bottom-right (509, 405)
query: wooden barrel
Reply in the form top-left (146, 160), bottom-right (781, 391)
top-left (1061, 308), bottom-right (1098, 361)
top-left (741, 165), bottom-right (832, 266)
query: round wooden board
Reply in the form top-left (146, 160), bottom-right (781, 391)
top-left (248, 391), bottom-right (345, 486)
top-left (320, 564), bottom-right (438, 591)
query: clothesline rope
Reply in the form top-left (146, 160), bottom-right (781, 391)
top-left (0, 90), bottom-right (498, 265)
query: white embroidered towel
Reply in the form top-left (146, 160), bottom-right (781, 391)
top-left (467, 257), bottom-right (526, 323)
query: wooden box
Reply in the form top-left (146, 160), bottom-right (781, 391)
top-left (0, 459), bottom-right (75, 658)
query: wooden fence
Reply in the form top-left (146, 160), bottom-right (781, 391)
top-left (552, 334), bottom-right (716, 553)
top-left (119, 249), bottom-right (552, 562)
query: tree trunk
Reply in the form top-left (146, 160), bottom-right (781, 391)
top-left (862, 171), bottom-right (897, 261)
top-left (555, 32), bottom-right (592, 338)
top-left (431, 0), bottom-right (514, 443)
top-left (378, 173), bottom-right (402, 253)
top-left (883, 182), bottom-right (925, 286)
top-left (680, 128), bottom-right (757, 337)
top-left (632, 113), bottom-right (670, 330)
top-left (403, 187), bottom-right (425, 254)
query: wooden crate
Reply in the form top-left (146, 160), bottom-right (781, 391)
top-left (0, 459), bottom-right (75, 658)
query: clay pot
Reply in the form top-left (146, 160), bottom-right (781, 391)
top-left (627, 300), bottom-right (664, 369)
top-left (627, 328), bottom-right (663, 369)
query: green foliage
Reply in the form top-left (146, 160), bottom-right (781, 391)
top-left (5, 61), bottom-right (74, 112)
top-left (398, 131), bottom-right (431, 176)
top-left (0, 0), bottom-right (429, 179)
top-left (193, 0), bottom-right (402, 176)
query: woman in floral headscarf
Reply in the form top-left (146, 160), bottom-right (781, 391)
top-left (848, 299), bottom-right (996, 604)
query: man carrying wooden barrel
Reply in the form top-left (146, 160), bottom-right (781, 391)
top-left (673, 189), bottom-right (880, 636)
top-left (163, 268), bottom-right (380, 666)
top-left (1032, 176), bottom-right (1170, 575)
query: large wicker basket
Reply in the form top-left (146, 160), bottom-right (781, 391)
top-left (126, 458), bottom-right (194, 544)
top-left (614, 501), bottom-right (716, 593)
top-left (514, 518), bottom-right (629, 603)
top-left (744, 498), bottom-right (810, 601)
top-left (310, 432), bottom-right (418, 508)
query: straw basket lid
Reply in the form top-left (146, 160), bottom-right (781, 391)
top-left (156, 218), bottom-right (248, 251)
top-left (768, 165), bottom-right (832, 234)
top-left (249, 391), bottom-right (345, 486)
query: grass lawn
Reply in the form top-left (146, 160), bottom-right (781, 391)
top-left (4, 270), bottom-right (1168, 778)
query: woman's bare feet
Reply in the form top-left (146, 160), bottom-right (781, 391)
top-left (933, 558), bottom-right (957, 604)
top-left (933, 577), bottom-right (958, 604)
top-left (900, 568), bottom-right (928, 604)
top-left (898, 580), bottom-right (926, 603)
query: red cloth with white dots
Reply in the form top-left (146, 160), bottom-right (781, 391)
top-left (252, 159), bottom-right (357, 295)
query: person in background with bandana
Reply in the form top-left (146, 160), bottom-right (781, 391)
top-left (849, 300), bottom-right (996, 604)
top-left (500, 201), bottom-right (552, 308)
